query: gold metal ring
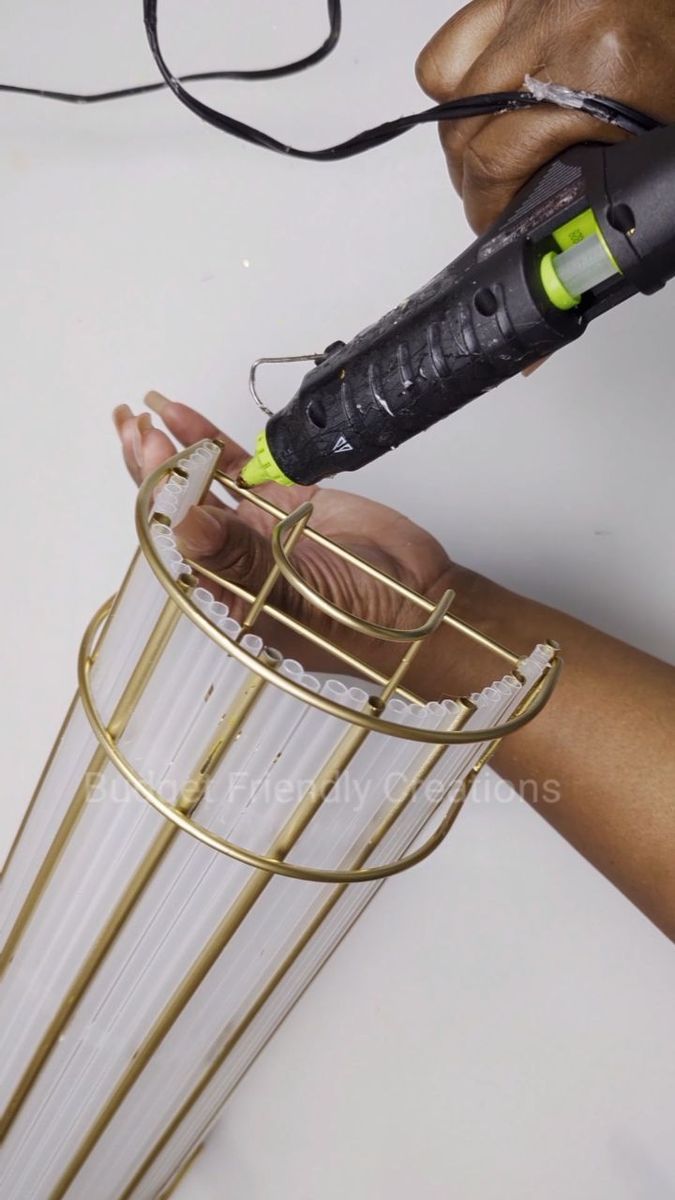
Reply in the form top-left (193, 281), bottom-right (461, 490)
top-left (134, 449), bottom-right (561, 746)
top-left (79, 599), bottom-right (472, 883)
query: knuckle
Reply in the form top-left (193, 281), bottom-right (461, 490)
top-left (440, 122), bottom-right (470, 160)
top-left (591, 26), bottom-right (640, 87)
top-left (463, 139), bottom-right (507, 189)
top-left (414, 43), bottom-right (443, 97)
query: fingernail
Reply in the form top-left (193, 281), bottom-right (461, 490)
top-left (176, 506), bottom-right (223, 555)
top-left (131, 413), bottom-right (152, 468)
top-left (112, 404), bottom-right (132, 433)
top-left (145, 390), bottom-right (170, 416)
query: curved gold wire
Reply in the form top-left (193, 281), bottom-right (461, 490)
top-left (271, 503), bottom-right (456, 643)
top-left (221, 468), bottom-right (521, 667)
top-left (134, 448), bottom-right (561, 746)
top-left (78, 600), bottom-right (473, 883)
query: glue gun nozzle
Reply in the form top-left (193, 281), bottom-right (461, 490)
top-left (239, 451), bottom-right (273, 488)
top-left (239, 431), bottom-right (295, 488)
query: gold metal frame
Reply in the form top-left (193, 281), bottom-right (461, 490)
top-left (156, 1142), bottom-right (205, 1200)
top-left (70, 439), bottom-right (559, 885)
top-left (1, 439), bottom-right (561, 1200)
top-left (136, 453), bottom-right (552, 723)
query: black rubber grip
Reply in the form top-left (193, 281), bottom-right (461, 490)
top-left (266, 236), bottom-right (583, 484)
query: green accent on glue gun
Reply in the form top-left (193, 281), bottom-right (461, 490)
top-left (540, 250), bottom-right (581, 310)
top-left (240, 429), bottom-right (296, 487)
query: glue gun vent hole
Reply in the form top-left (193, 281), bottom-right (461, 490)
top-left (474, 288), bottom-right (499, 317)
top-left (307, 398), bottom-right (328, 428)
top-left (607, 203), bottom-right (636, 235)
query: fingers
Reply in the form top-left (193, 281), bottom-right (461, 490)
top-left (416, 0), bottom-right (506, 100)
top-left (459, 105), bottom-right (625, 232)
top-left (417, 1), bottom-right (531, 212)
top-left (117, 391), bottom-right (316, 535)
top-left (145, 390), bottom-right (219, 443)
top-left (145, 391), bottom-right (250, 479)
top-left (142, 424), bottom-right (177, 477)
top-left (175, 504), bottom-right (280, 602)
top-left (111, 410), bottom-right (288, 622)
top-left (416, 0), bottom-right (642, 233)
top-left (113, 404), bottom-right (140, 483)
top-left (438, 40), bottom-right (531, 199)
top-left (113, 405), bottom-right (176, 485)
top-left (113, 395), bottom-right (270, 533)
top-left (144, 390), bottom-right (322, 520)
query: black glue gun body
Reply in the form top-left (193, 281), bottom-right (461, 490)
top-left (242, 123), bottom-right (675, 488)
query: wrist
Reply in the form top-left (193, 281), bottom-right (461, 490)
top-left (417, 565), bottom-right (555, 701)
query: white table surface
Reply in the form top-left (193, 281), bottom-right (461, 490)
top-left (2, 3), bottom-right (674, 1197)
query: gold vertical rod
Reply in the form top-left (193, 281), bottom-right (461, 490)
top-left (238, 506), bottom-right (310, 636)
top-left (0, 661), bottom-right (273, 1141)
top-left (156, 1140), bottom-right (204, 1200)
top-left (0, 550), bottom-right (141, 888)
top-left (184, 558), bottom-right (425, 704)
top-left (372, 592), bottom-right (453, 712)
top-left (0, 592), bottom-right (180, 978)
top-left (48, 713), bottom-right (376, 1200)
top-left (117, 701), bottom-right (472, 1200)
top-left (0, 692), bottom-right (80, 886)
top-left (468, 660), bottom-right (555, 779)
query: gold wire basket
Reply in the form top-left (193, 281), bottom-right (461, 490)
top-left (81, 440), bottom-right (561, 883)
top-left (0, 439), bottom-right (561, 1200)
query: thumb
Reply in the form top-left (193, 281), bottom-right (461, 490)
top-left (175, 505), bottom-right (277, 600)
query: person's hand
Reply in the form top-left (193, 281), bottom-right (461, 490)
top-left (113, 394), bottom-right (479, 697)
top-left (416, 0), bottom-right (675, 232)
top-left (112, 399), bottom-right (675, 938)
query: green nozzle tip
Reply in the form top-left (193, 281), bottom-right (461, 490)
top-left (240, 452), bottom-right (273, 487)
top-left (240, 430), bottom-right (295, 488)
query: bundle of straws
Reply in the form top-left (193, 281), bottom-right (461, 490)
top-left (0, 441), bottom-right (559, 1200)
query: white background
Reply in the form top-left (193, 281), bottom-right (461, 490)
top-left (1, 2), bottom-right (674, 1197)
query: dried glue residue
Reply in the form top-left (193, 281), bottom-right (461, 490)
top-left (524, 75), bottom-right (589, 111)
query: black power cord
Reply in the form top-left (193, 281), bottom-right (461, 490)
top-left (0, 0), bottom-right (661, 158)
top-left (0, 2), bottom-right (341, 103)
